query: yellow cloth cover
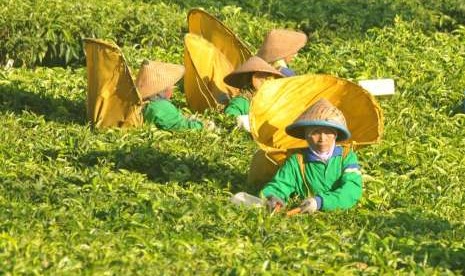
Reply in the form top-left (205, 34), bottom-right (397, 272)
top-left (83, 38), bottom-right (143, 128)
top-left (248, 74), bottom-right (384, 185)
top-left (247, 149), bottom-right (305, 190)
top-left (184, 34), bottom-right (236, 111)
top-left (247, 149), bottom-right (282, 192)
top-left (184, 9), bottom-right (252, 112)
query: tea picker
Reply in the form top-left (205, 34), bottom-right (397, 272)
top-left (136, 60), bottom-right (215, 131)
top-left (260, 99), bottom-right (364, 214)
top-left (83, 38), bottom-right (214, 131)
top-left (246, 74), bottom-right (383, 191)
top-left (232, 98), bottom-right (370, 216)
top-left (232, 104), bottom-right (360, 216)
top-left (233, 74), bottom-right (383, 216)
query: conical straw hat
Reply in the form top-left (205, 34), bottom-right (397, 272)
top-left (285, 98), bottom-right (350, 141)
top-left (223, 56), bottom-right (284, 89)
top-left (135, 60), bottom-right (185, 100)
top-left (257, 29), bottom-right (308, 63)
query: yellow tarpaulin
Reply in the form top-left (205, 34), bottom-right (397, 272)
top-left (184, 9), bottom-right (252, 112)
top-left (83, 38), bottom-right (143, 128)
top-left (188, 9), bottom-right (251, 69)
top-left (184, 34), bottom-right (237, 111)
top-left (248, 74), bottom-right (384, 186)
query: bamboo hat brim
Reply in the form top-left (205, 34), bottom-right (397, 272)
top-left (136, 60), bottom-right (185, 100)
top-left (223, 56), bottom-right (285, 89)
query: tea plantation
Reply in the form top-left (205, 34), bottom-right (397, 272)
top-left (0, 0), bottom-right (464, 274)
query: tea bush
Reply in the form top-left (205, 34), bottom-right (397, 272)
top-left (0, 0), bottom-right (465, 274)
top-left (0, 0), bottom-right (187, 66)
top-left (2, 0), bottom-right (465, 67)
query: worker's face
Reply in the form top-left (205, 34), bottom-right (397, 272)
top-left (161, 86), bottom-right (174, 99)
top-left (251, 72), bottom-right (276, 90)
top-left (304, 126), bottom-right (337, 152)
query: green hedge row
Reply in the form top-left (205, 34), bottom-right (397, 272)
top-left (0, 0), bottom-right (186, 67)
top-left (0, 0), bottom-right (283, 67)
top-left (1, 0), bottom-right (464, 67)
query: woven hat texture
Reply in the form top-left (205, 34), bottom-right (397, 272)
top-left (285, 98), bottom-right (350, 141)
top-left (257, 29), bottom-right (307, 63)
top-left (136, 60), bottom-right (185, 100)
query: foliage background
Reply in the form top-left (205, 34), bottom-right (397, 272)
top-left (0, 0), bottom-right (465, 274)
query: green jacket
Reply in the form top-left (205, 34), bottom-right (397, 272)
top-left (224, 96), bottom-right (250, 116)
top-left (261, 146), bottom-right (362, 211)
top-left (143, 99), bottom-right (203, 131)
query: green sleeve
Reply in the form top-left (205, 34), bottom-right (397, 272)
top-left (261, 155), bottom-right (302, 203)
top-left (143, 100), bottom-right (203, 131)
top-left (182, 118), bottom-right (204, 130)
top-left (224, 96), bottom-right (250, 116)
top-left (319, 151), bottom-right (363, 211)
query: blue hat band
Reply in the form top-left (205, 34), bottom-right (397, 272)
top-left (285, 119), bottom-right (351, 141)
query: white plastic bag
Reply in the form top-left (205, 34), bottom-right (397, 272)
top-left (230, 192), bottom-right (264, 207)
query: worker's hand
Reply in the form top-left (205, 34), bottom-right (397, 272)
top-left (299, 197), bottom-right (318, 214)
top-left (204, 120), bottom-right (216, 131)
top-left (266, 196), bottom-right (284, 212)
top-left (236, 115), bottom-right (251, 132)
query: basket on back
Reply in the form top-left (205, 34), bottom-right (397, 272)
top-left (184, 9), bottom-right (252, 112)
top-left (247, 74), bottom-right (384, 187)
top-left (83, 38), bottom-right (143, 128)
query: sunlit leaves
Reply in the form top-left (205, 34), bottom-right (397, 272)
top-left (1, 0), bottom-right (465, 274)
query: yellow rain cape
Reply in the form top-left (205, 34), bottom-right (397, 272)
top-left (247, 74), bottom-right (384, 187)
top-left (83, 38), bottom-right (143, 128)
top-left (184, 9), bottom-right (252, 112)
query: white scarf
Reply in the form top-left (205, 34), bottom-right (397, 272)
top-left (310, 141), bottom-right (336, 162)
